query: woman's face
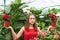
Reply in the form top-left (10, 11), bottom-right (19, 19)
top-left (29, 15), bottom-right (36, 25)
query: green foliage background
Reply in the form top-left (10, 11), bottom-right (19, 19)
top-left (0, 0), bottom-right (60, 40)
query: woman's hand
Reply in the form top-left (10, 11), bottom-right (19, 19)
top-left (4, 26), bottom-right (12, 30)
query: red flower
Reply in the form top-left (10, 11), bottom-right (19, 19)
top-left (2, 14), bottom-right (10, 19)
top-left (54, 34), bottom-right (59, 39)
top-left (49, 14), bottom-right (57, 20)
top-left (41, 32), bottom-right (47, 38)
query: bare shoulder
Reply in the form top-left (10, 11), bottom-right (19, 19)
top-left (20, 26), bottom-right (25, 30)
top-left (37, 27), bottom-right (41, 31)
top-left (37, 27), bottom-right (42, 33)
top-left (37, 27), bottom-right (40, 30)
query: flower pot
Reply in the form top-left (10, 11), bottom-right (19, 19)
top-left (51, 21), bottom-right (56, 27)
top-left (4, 20), bottom-right (10, 27)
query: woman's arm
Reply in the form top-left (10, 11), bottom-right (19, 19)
top-left (37, 27), bottom-right (47, 38)
top-left (47, 26), bottom-right (52, 33)
top-left (9, 26), bottom-right (24, 40)
top-left (37, 27), bottom-right (42, 36)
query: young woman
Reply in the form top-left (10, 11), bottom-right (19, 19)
top-left (5, 14), bottom-right (42, 40)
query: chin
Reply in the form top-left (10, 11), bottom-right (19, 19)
top-left (31, 23), bottom-right (34, 25)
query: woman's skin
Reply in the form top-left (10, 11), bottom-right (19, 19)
top-left (47, 20), bottom-right (57, 33)
top-left (47, 25), bottom-right (56, 33)
top-left (47, 24), bottom-right (57, 34)
top-left (5, 14), bottom-right (42, 40)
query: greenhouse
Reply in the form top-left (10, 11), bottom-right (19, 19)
top-left (0, 0), bottom-right (60, 40)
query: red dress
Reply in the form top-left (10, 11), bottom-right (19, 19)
top-left (24, 28), bottom-right (38, 40)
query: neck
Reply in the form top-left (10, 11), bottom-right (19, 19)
top-left (29, 24), bottom-right (33, 27)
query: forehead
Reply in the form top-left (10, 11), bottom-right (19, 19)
top-left (29, 15), bottom-right (35, 18)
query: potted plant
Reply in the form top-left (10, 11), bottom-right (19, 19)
top-left (2, 13), bottom-right (10, 27)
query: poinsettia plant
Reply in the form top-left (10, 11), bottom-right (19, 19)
top-left (49, 14), bottom-right (57, 20)
top-left (47, 14), bottom-right (57, 33)
top-left (2, 13), bottom-right (10, 21)
top-left (2, 13), bottom-right (11, 27)
top-left (49, 13), bottom-right (57, 23)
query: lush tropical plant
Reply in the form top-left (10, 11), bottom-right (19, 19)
top-left (0, 0), bottom-right (28, 40)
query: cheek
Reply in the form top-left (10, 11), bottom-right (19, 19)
top-left (29, 19), bottom-right (35, 23)
top-left (33, 20), bottom-right (35, 22)
top-left (29, 19), bottom-right (32, 23)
